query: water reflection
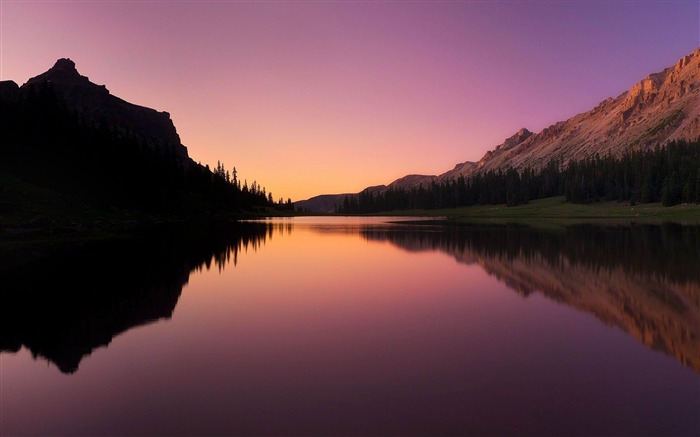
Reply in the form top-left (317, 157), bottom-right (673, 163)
top-left (2, 219), bottom-right (698, 378)
top-left (359, 222), bottom-right (700, 373)
top-left (0, 222), bottom-right (275, 373)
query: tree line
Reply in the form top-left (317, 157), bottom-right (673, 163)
top-left (339, 137), bottom-right (700, 213)
top-left (0, 81), bottom-right (293, 215)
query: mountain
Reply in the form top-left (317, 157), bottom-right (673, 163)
top-left (6, 58), bottom-right (192, 166)
top-left (470, 48), bottom-right (700, 176)
top-left (295, 193), bottom-right (358, 213)
top-left (0, 58), bottom-right (275, 221)
top-left (297, 48), bottom-right (700, 212)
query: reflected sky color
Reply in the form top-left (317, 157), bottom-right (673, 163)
top-left (2, 2), bottom-right (698, 200)
top-left (2, 219), bottom-right (698, 436)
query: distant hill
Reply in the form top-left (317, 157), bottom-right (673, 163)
top-left (295, 193), bottom-right (356, 214)
top-left (0, 59), bottom-right (278, 224)
top-left (298, 48), bottom-right (700, 212)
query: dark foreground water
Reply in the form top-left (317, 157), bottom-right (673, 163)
top-left (1, 218), bottom-right (699, 436)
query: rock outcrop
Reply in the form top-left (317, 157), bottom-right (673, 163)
top-left (0, 80), bottom-right (19, 101)
top-left (469, 47), bottom-right (700, 176)
top-left (21, 58), bottom-right (192, 166)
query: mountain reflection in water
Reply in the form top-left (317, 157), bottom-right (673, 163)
top-left (360, 222), bottom-right (700, 373)
top-left (0, 222), bottom-right (276, 373)
top-left (1, 220), bottom-right (698, 377)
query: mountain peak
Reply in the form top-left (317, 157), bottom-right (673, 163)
top-left (495, 127), bottom-right (533, 152)
top-left (510, 128), bottom-right (532, 141)
top-left (17, 57), bottom-right (191, 164)
top-left (24, 57), bottom-right (92, 89)
top-left (52, 58), bottom-right (78, 74)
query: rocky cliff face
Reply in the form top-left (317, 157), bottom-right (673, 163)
top-left (17, 58), bottom-right (192, 166)
top-left (0, 80), bottom-right (20, 101)
top-left (469, 48), bottom-right (700, 176)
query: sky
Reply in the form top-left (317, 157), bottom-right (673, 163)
top-left (1, 1), bottom-right (698, 201)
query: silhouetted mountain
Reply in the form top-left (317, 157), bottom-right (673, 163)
top-left (0, 221), bottom-right (272, 373)
top-left (0, 59), bottom-right (275, 221)
top-left (24, 58), bottom-right (192, 165)
top-left (298, 48), bottom-right (700, 212)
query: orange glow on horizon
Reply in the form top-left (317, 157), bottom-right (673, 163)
top-left (2, 1), bottom-right (698, 201)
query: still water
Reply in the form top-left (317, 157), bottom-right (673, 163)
top-left (1, 217), bottom-right (699, 436)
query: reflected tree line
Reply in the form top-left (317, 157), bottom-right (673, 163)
top-left (0, 221), bottom-right (281, 374)
top-left (361, 222), bottom-right (700, 372)
top-left (363, 222), bottom-right (700, 285)
top-left (3, 220), bottom-right (698, 374)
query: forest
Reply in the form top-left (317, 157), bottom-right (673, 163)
top-left (338, 137), bottom-right (700, 213)
top-left (0, 81), bottom-right (293, 216)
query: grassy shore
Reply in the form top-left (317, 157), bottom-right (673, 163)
top-left (2, 168), bottom-right (698, 242)
top-left (368, 196), bottom-right (700, 223)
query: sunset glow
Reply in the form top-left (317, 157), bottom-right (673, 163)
top-left (2, 1), bottom-right (697, 201)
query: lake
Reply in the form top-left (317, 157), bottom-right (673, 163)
top-left (1, 217), bottom-right (699, 436)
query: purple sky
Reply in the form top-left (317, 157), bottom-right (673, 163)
top-left (2, 1), bottom-right (698, 200)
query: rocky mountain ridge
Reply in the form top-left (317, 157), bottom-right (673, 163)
top-left (297, 48), bottom-right (700, 212)
top-left (1, 58), bottom-right (192, 166)
top-left (472, 47), bottom-right (700, 176)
